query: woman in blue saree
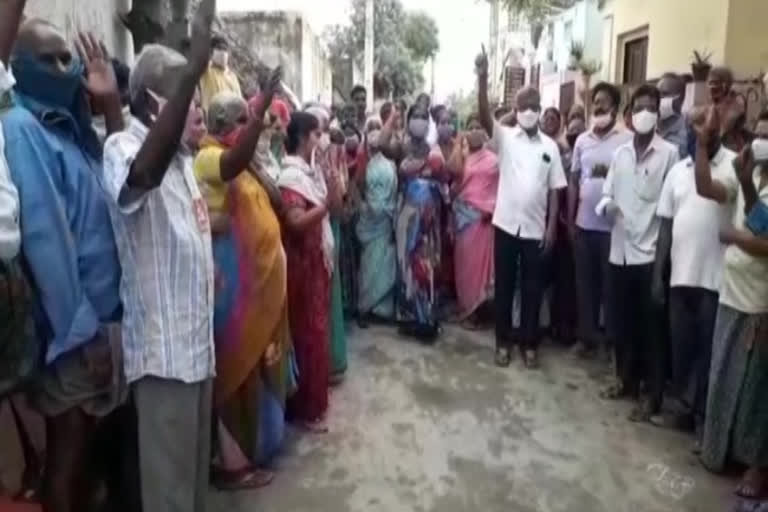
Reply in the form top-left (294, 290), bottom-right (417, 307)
top-left (357, 129), bottom-right (398, 325)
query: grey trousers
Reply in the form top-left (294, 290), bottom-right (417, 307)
top-left (134, 377), bottom-right (213, 512)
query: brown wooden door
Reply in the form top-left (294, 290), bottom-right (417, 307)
top-left (623, 36), bottom-right (648, 84)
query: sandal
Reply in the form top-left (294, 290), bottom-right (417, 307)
top-left (523, 349), bottom-right (540, 369)
top-left (212, 467), bottom-right (275, 491)
top-left (494, 347), bottom-right (511, 367)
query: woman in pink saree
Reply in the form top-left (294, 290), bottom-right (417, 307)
top-left (451, 115), bottom-right (499, 325)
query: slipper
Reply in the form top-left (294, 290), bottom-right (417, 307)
top-left (213, 467), bottom-right (275, 491)
top-left (494, 347), bottom-right (511, 367)
top-left (523, 349), bottom-right (540, 369)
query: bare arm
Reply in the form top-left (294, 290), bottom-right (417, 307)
top-left (377, 110), bottom-right (403, 162)
top-left (567, 171), bottom-right (580, 226)
top-left (220, 68), bottom-right (281, 182)
top-left (477, 62), bottom-right (493, 138)
top-left (722, 228), bottom-right (768, 257)
top-left (76, 33), bottom-right (124, 136)
top-left (282, 204), bottom-right (328, 234)
top-left (651, 217), bottom-right (672, 303)
top-left (128, 0), bottom-right (215, 190)
top-left (0, 0), bottom-right (25, 65)
top-left (694, 107), bottom-right (730, 203)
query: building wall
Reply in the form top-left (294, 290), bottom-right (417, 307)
top-left (601, 0), bottom-right (729, 82)
top-left (26, 0), bottom-right (133, 65)
top-left (546, 0), bottom-right (602, 74)
top-left (724, 0), bottom-right (768, 77)
top-left (300, 19), bottom-right (333, 105)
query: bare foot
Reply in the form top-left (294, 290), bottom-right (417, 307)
top-left (212, 467), bottom-right (275, 491)
top-left (735, 466), bottom-right (768, 499)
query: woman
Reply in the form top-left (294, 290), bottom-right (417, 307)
top-left (436, 108), bottom-right (458, 314)
top-left (307, 104), bottom-right (348, 383)
top-left (395, 103), bottom-right (448, 341)
top-left (339, 121), bottom-right (363, 318)
top-left (451, 114), bottom-right (499, 326)
top-left (357, 124), bottom-right (398, 326)
top-left (278, 112), bottom-right (341, 431)
top-left (193, 90), bottom-right (294, 489)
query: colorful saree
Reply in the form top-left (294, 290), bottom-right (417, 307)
top-left (395, 148), bottom-right (446, 337)
top-left (314, 144), bottom-right (348, 380)
top-left (194, 138), bottom-right (296, 468)
top-left (357, 152), bottom-right (398, 318)
top-left (453, 148), bottom-right (499, 320)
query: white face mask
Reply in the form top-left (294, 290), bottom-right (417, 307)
top-left (659, 96), bottom-right (678, 120)
top-left (592, 113), bottom-right (613, 130)
top-left (211, 49), bottom-right (229, 68)
top-left (516, 109), bottom-right (539, 130)
top-left (632, 110), bottom-right (658, 134)
top-left (752, 138), bottom-right (768, 163)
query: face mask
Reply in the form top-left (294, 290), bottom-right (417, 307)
top-left (437, 124), bottom-right (455, 142)
top-left (13, 53), bottom-right (84, 111)
top-left (516, 109), bottom-right (539, 130)
top-left (318, 132), bottom-right (331, 151)
top-left (409, 118), bottom-right (429, 139)
top-left (592, 113), bottom-right (613, 130)
top-left (467, 129), bottom-right (486, 151)
top-left (145, 89), bottom-right (168, 123)
top-left (345, 136), bottom-right (359, 154)
top-left (211, 49), bottom-right (229, 68)
top-left (659, 96), bottom-right (678, 120)
top-left (752, 139), bottom-right (768, 163)
top-left (632, 110), bottom-right (658, 134)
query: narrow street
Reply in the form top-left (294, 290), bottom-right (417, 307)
top-left (212, 325), bottom-right (734, 512)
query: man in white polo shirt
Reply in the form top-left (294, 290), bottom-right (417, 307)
top-left (600, 84), bottom-right (679, 422)
top-left (476, 48), bottom-right (566, 369)
top-left (651, 106), bottom-right (735, 435)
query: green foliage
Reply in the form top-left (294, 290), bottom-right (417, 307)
top-left (323, 0), bottom-right (440, 99)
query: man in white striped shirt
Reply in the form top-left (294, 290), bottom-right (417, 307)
top-left (100, 1), bottom-right (217, 510)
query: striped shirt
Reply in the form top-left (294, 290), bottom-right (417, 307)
top-left (101, 119), bottom-right (215, 384)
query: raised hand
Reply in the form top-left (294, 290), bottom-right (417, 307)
top-left (76, 32), bottom-right (118, 103)
top-left (475, 44), bottom-right (489, 77)
top-left (188, 0), bottom-right (216, 75)
top-left (693, 105), bottom-right (719, 144)
top-left (733, 143), bottom-right (755, 184)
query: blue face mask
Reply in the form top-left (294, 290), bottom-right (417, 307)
top-left (12, 53), bottom-right (84, 111)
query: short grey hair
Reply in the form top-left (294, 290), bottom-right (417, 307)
top-left (207, 92), bottom-right (247, 135)
top-left (129, 44), bottom-right (187, 105)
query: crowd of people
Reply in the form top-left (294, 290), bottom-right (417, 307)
top-left (2, 0), bottom-right (768, 510)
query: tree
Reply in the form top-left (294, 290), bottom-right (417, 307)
top-left (324, 0), bottom-right (440, 100)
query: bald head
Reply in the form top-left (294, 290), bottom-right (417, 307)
top-left (14, 19), bottom-right (73, 74)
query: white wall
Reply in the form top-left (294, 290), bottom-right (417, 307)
top-left (26, 0), bottom-right (133, 65)
top-left (541, 0), bottom-right (602, 73)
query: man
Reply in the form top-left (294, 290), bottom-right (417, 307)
top-left (477, 47), bottom-right (566, 369)
top-left (708, 66), bottom-right (751, 152)
top-left (199, 34), bottom-right (241, 111)
top-left (101, 0), bottom-right (217, 510)
top-left (3, 18), bottom-right (126, 512)
top-left (651, 106), bottom-right (734, 436)
top-left (657, 72), bottom-right (689, 158)
top-left (600, 84), bottom-right (679, 421)
top-left (694, 106), bottom-right (768, 499)
top-left (350, 84), bottom-right (367, 131)
top-left (568, 82), bottom-right (632, 359)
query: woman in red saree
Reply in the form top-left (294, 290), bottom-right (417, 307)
top-left (278, 112), bottom-right (341, 431)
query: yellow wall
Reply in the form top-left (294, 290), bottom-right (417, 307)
top-left (724, 0), bottom-right (768, 77)
top-left (602, 0), bottom-right (729, 81)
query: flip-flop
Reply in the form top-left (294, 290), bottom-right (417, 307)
top-left (213, 468), bottom-right (275, 492)
top-left (494, 347), bottom-right (511, 367)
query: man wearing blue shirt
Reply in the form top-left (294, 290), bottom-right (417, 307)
top-left (3, 18), bottom-right (126, 512)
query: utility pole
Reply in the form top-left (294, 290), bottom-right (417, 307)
top-left (430, 56), bottom-right (436, 98)
top-left (364, 0), bottom-right (374, 112)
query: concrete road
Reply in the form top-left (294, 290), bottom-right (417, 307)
top-left (211, 325), bottom-right (738, 512)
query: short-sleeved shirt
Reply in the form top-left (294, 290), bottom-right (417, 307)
top-left (490, 122), bottom-right (567, 240)
top-left (193, 144), bottom-right (227, 214)
top-left (658, 113), bottom-right (689, 160)
top-left (571, 127), bottom-right (633, 232)
top-left (718, 165), bottom-right (768, 314)
top-left (101, 118), bottom-right (215, 384)
top-left (656, 147), bottom-right (736, 291)
top-left (603, 134), bottom-right (680, 265)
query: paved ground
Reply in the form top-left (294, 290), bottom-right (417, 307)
top-left (0, 324), bottom-right (754, 511)
top-left (211, 324), bottom-right (738, 512)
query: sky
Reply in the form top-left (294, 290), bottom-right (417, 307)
top-left (217, 0), bottom-right (490, 103)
